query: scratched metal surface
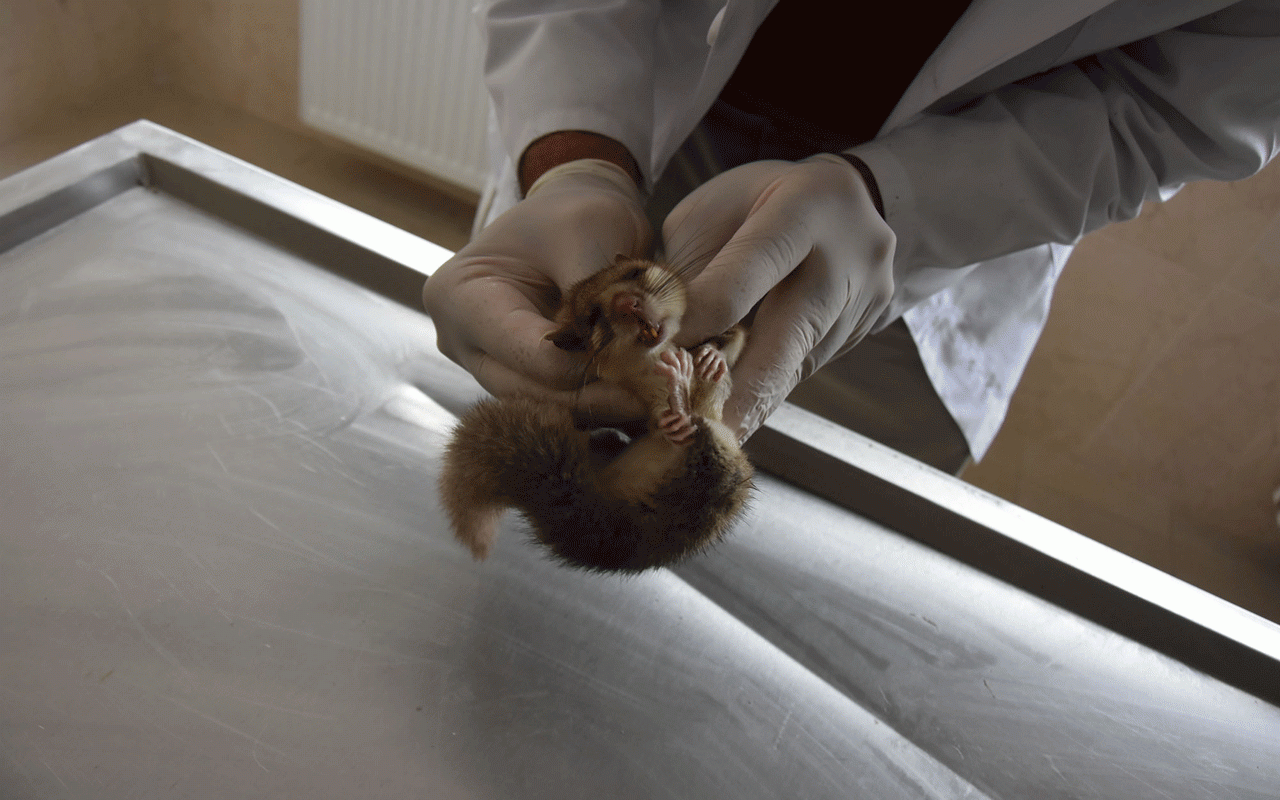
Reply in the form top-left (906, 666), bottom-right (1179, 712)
top-left (2, 124), bottom-right (1279, 799)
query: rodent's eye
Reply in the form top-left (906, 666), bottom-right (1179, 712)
top-left (622, 267), bottom-right (645, 281)
top-left (586, 304), bottom-right (603, 326)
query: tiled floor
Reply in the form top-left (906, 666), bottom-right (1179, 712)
top-left (4, 89), bottom-right (1278, 624)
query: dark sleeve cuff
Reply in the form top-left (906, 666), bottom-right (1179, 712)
top-left (519, 131), bottom-right (644, 197)
top-left (836, 152), bottom-right (885, 219)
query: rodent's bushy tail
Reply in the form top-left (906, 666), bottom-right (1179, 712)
top-left (438, 397), bottom-right (588, 560)
top-left (439, 396), bottom-right (753, 572)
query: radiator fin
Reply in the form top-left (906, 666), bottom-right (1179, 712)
top-left (300, 0), bottom-right (489, 193)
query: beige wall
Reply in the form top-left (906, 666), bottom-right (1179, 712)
top-left (149, 0), bottom-right (299, 131)
top-left (0, 0), bottom-right (151, 146)
top-left (0, 0), bottom-right (299, 149)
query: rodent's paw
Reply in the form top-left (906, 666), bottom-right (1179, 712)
top-left (658, 409), bottom-right (697, 445)
top-left (655, 347), bottom-right (694, 420)
top-left (691, 344), bottom-right (728, 383)
top-left (655, 349), bottom-right (697, 443)
top-left (656, 347), bottom-right (694, 383)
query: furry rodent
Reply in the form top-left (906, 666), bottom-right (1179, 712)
top-left (438, 257), bottom-right (754, 572)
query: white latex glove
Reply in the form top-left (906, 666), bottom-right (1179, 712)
top-left (423, 159), bottom-right (651, 416)
top-left (663, 154), bottom-right (896, 442)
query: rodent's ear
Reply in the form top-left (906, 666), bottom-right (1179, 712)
top-left (547, 326), bottom-right (588, 352)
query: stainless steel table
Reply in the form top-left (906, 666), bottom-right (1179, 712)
top-left (3, 122), bottom-right (1278, 799)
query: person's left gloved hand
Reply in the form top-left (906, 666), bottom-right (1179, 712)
top-left (423, 158), bottom-right (651, 419)
top-left (662, 154), bottom-right (896, 442)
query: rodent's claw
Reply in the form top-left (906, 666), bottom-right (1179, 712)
top-left (692, 344), bottom-right (728, 383)
top-left (655, 347), bottom-right (694, 420)
top-left (658, 347), bottom-right (694, 380)
top-left (658, 410), bottom-right (696, 445)
top-left (655, 348), bottom-right (697, 443)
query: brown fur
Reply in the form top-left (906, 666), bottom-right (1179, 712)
top-left (438, 258), bottom-right (754, 572)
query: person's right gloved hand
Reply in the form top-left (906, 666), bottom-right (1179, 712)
top-left (662, 154), bottom-right (897, 443)
top-left (423, 159), bottom-right (651, 418)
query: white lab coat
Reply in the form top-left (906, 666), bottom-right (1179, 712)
top-left (478, 0), bottom-right (1280, 459)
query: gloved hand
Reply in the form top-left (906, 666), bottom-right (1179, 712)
top-left (423, 159), bottom-right (651, 416)
top-left (663, 154), bottom-right (896, 442)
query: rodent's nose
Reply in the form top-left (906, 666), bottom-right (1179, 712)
top-left (613, 292), bottom-right (642, 318)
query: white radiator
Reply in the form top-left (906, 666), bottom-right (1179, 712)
top-left (299, 0), bottom-right (490, 194)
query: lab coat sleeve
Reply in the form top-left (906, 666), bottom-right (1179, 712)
top-left (482, 0), bottom-right (659, 182)
top-left (851, 1), bottom-right (1280, 318)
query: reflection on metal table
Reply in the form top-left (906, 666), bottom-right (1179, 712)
top-left (2, 122), bottom-right (1278, 799)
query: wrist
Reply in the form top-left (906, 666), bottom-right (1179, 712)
top-left (519, 131), bottom-right (643, 196)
